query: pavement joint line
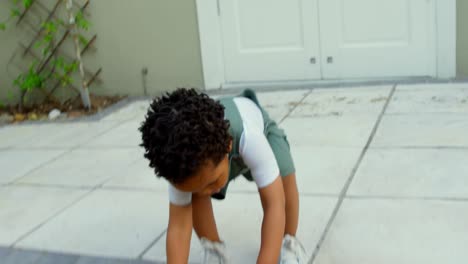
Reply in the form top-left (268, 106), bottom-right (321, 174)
top-left (2, 84), bottom-right (466, 261)
top-left (369, 146), bottom-right (468, 150)
top-left (7, 181), bottom-right (341, 199)
top-left (11, 187), bottom-right (98, 246)
top-left (210, 78), bottom-right (468, 96)
top-left (0, 245), bottom-right (163, 264)
top-left (137, 230), bottom-right (167, 259)
top-left (10, 145), bottom-right (141, 150)
top-left (0, 79), bottom-right (463, 128)
top-left (5, 182), bottom-right (345, 199)
top-left (100, 185), bottom-right (163, 193)
top-left (279, 89), bottom-right (314, 125)
top-left (7, 148), bottom-right (75, 185)
top-left (5, 120), bottom-right (125, 185)
top-left (346, 195), bottom-right (468, 202)
top-left (75, 145), bottom-right (142, 149)
top-left (7, 120), bottom-right (137, 186)
top-left (10, 146), bottom-right (76, 150)
top-left (9, 182), bottom-right (94, 190)
top-left (8, 139), bottom-right (125, 246)
top-left (384, 111), bottom-right (468, 116)
top-left (95, 154), bottom-right (147, 188)
top-left (10, 145), bottom-right (139, 151)
top-left (13, 181), bottom-right (155, 192)
top-left (296, 193), bottom-right (341, 198)
top-left (73, 119), bottom-right (130, 147)
top-left (286, 113), bottom-right (381, 119)
top-left (309, 84), bottom-right (397, 264)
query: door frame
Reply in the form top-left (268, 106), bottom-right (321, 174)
top-left (195, 0), bottom-right (456, 90)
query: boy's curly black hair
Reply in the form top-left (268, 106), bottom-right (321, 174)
top-left (139, 88), bottom-right (232, 184)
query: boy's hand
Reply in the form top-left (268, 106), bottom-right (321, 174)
top-left (167, 202), bottom-right (193, 264)
top-left (257, 176), bottom-right (286, 264)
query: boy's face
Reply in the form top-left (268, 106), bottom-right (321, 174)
top-left (175, 140), bottom-right (232, 196)
top-left (175, 155), bottom-right (230, 197)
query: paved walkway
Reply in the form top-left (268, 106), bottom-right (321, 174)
top-left (1, 83), bottom-right (468, 264)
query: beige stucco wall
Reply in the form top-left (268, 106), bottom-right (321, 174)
top-left (0, 2), bottom-right (29, 104)
top-left (457, 0), bottom-right (468, 77)
top-left (85, 0), bottom-right (204, 97)
top-left (2, 1), bottom-right (468, 104)
top-left (0, 0), bottom-right (204, 104)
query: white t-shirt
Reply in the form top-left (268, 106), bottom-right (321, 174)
top-left (168, 97), bottom-right (280, 206)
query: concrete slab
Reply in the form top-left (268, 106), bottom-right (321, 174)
top-left (291, 86), bottom-right (391, 117)
top-left (0, 246), bottom-right (155, 264)
top-left (17, 148), bottom-right (141, 187)
top-left (282, 115), bottom-right (377, 147)
top-left (17, 189), bottom-right (169, 259)
top-left (0, 124), bottom-right (38, 148)
top-left (2, 85), bottom-right (467, 263)
top-left (75, 255), bottom-right (155, 264)
top-left (85, 120), bottom-right (144, 147)
top-left (293, 146), bottom-right (362, 195)
top-left (372, 114), bottom-right (468, 147)
top-left (388, 83), bottom-right (468, 114)
top-left (314, 198), bottom-right (468, 264)
top-left (143, 194), bottom-right (337, 263)
top-left (256, 89), bottom-right (310, 122)
top-left (103, 157), bottom-right (166, 192)
top-left (223, 146), bottom-right (362, 196)
top-left (349, 148), bottom-right (468, 198)
top-left (396, 82), bottom-right (468, 91)
top-left (101, 100), bottom-right (151, 122)
top-left (215, 149), bottom-right (363, 196)
top-left (14, 122), bottom-right (117, 148)
top-left (0, 149), bottom-right (66, 184)
top-left (144, 229), bottom-right (201, 264)
top-left (0, 186), bottom-right (87, 246)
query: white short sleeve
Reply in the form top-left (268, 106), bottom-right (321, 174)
top-left (233, 97), bottom-right (280, 189)
top-left (168, 184), bottom-right (192, 206)
top-left (239, 127), bottom-right (280, 188)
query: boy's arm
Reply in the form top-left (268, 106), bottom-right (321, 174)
top-left (167, 203), bottom-right (193, 264)
top-left (257, 176), bottom-right (286, 264)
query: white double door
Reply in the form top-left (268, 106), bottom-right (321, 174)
top-left (219, 0), bottom-right (436, 82)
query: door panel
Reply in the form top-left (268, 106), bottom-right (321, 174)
top-left (319, 0), bottom-right (436, 79)
top-left (220, 0), bottom-right (321, 82)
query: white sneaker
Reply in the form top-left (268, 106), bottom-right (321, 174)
top-left (200, 237), bottom-right (230, 264)
top-left (279, 235), bottom-right (308, 264)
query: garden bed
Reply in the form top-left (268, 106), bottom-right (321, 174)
top-left (0, 94), bottom-right (126, 124)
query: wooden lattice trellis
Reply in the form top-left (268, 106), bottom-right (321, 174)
top-left (13, 0), bottom-right (101, 109)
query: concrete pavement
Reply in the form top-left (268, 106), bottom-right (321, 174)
top-left (1, 83), bottom-right (468, 263)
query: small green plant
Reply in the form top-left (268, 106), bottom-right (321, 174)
top-left (75, 11), bottom-right (90, 31)
top-left (1, 0), bottom-right (93, 110)
top-left (52, 57), bottom-right (79, 87)
top-left (0, 2), bottom-right (20, 31)
top-left (14, 63), bottom-right (46, 92)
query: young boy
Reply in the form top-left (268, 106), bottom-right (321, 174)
top-left (139, 88), bottom-right (307, 263)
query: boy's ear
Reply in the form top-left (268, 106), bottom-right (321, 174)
top-left (228, 139), bottom-right (233, 152)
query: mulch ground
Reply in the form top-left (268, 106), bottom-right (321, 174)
top-left (0, 94), bottom-right (126, 124)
